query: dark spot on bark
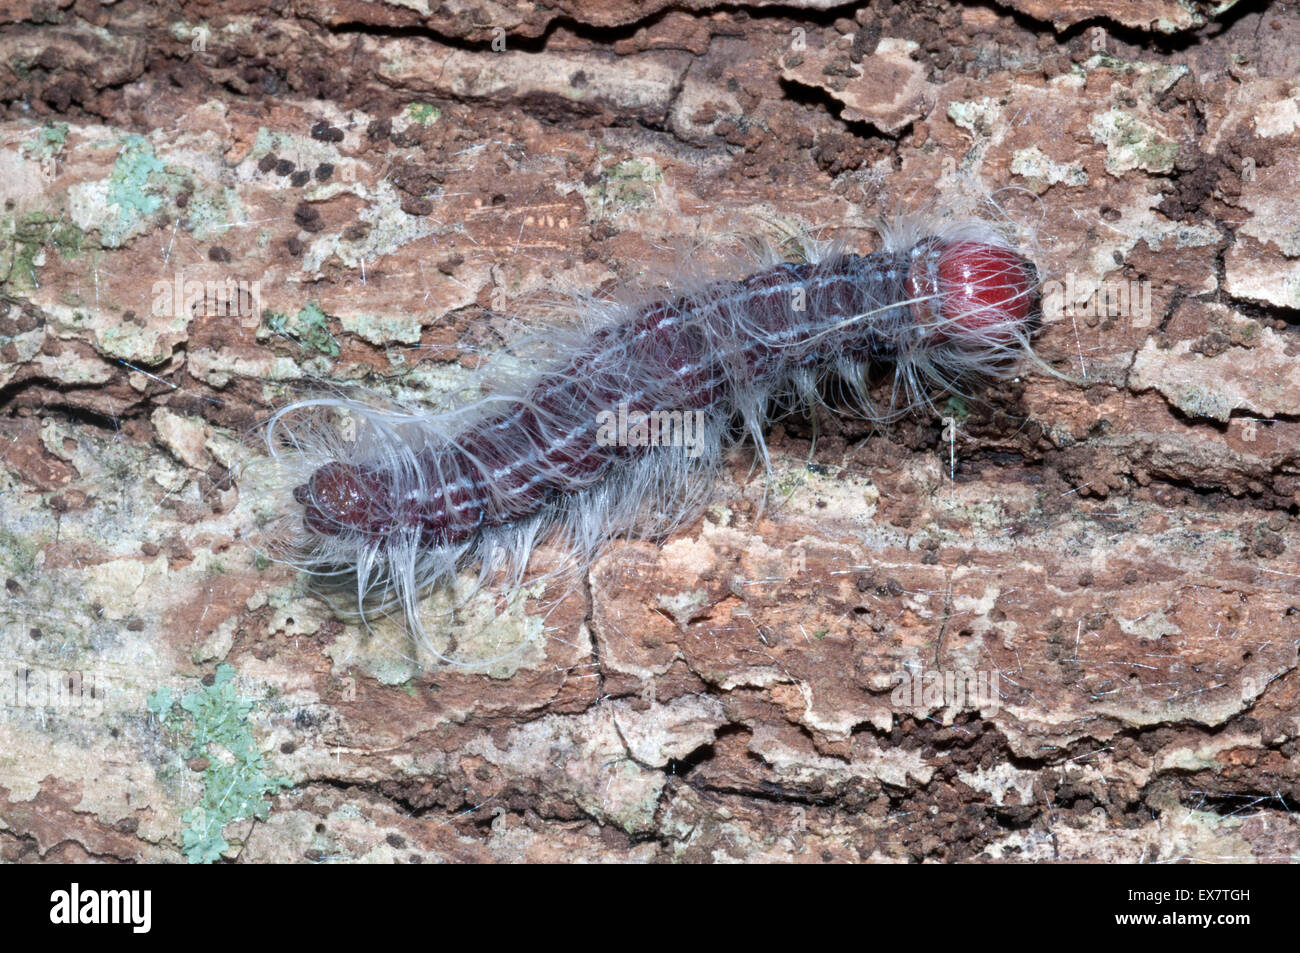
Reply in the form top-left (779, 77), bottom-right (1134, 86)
top-left (294, 203), bottom-right (322, 231)
top-left (400, 195), bottom-right (433, 216)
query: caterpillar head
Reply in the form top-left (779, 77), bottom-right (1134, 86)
top-left (294, 462), bottom-right (392, 539)
top-left (905, 239), bottom-right (1035, 345)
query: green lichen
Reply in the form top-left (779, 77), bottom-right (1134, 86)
top-left (406, 102), bottom-right (441, 124)
top-left (145, 686), bottom-right (174, 722)
top-left (40, 123), bottom-right (68, 148)
top-left (262, 302), bottom-right (340, 356)
top-left (1089, 52), bottom-right (1131, 72)
top-left (1088, 109), bottom-right (1178, 176)
top-left (1, 212), bottom-right (84, 290)
top-left (105, 136), bottom-right (170, 238)
top-left (0, 526), bottom-right (39, 577)
top-left (943, 395), bottom-right (970, 420)
top-left (148, 664), bottom-right (290, 864)
top-left (21, 122), bottom-right (69, 162)
top-left (584, 159), bottom-right (664, 218)
top-left (180, 185), bottom-right (243, 243)
top-left (68, 133), bottom-right (240, 247)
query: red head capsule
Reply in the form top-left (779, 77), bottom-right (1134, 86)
top-left (907, 241), bottom-right (1034, 343)
top-left (295, 462), bottom-right (391, 537)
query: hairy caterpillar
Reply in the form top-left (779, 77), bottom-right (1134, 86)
top-left (262, 212), bottom-right (1040, 658)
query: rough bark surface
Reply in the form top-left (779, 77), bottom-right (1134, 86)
top-left (1, 0), bottom-right (1298, 863)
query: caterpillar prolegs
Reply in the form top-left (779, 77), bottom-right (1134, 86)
top-left (263, 215), bottom-right (1039, 652)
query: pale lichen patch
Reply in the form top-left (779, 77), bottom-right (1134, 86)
top-left (1088, 108), bottom-right (1178, 175)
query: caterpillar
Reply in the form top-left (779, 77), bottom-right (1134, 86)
top-left (261, 212), bottom-right (1040, 659)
